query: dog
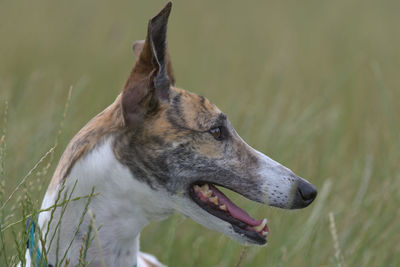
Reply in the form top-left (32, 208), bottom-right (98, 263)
top-left (24, 2), bottom-right (317, 266)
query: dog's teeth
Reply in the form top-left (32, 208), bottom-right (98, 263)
top-left (194, 185), bottom-right (201, 192)
top-left (253, 218), bottom-right (267, 232)
top-left (200, 184), bottom-right (209, 191)
top-left (204, 190), bottom-right (212, 198)
top-left (219, 204), bottom-right (227, 211)
top-left (262, 231), bottom-right (269, 236)
top-left (209, 196), bottom-right (219, 205)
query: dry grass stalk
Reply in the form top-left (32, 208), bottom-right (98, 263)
top-left (329, 212), bottom-right (346, 267)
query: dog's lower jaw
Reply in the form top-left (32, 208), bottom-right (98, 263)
top-left (37, 137), bottom-right (170, 267)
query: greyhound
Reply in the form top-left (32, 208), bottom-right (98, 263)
top-left (24, 2), bottom-right (317, 266)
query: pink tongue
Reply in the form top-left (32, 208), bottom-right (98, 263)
top-left (209, 184), bottom-right (263, 227)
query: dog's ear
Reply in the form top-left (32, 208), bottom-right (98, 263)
top-left (132, 40), bottom-right (175, 85)
top-left (122, 2), bottom-right (175, 127)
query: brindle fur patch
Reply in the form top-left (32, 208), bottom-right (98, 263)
top-left (113, 86), bottom-right (262, 200)
top-left (168, 88), bottom-right (222, 131)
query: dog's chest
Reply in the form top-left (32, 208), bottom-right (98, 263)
top-left (38, 138), bottom-right (171, 266)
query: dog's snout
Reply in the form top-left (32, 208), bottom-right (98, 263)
top-left (291, 178), bottom-right (317, 209)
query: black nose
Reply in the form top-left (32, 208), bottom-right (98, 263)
top-left (291, 178), bottom-right (317, 209)
top-left (298, 181), bottom-right (317, 202)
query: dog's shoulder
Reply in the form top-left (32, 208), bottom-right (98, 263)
top-left (48, 94), bottom-right (124, 193)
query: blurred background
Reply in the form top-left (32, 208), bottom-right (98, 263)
top-left (1, 0), bottom-right (399, 266)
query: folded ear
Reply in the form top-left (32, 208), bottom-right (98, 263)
top-left (122, 2), bottom-right (174, 126)
top-left (132, 40), bottom-right (145, 58)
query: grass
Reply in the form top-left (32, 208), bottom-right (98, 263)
top-left (1, 0), bottom-right (400, 266)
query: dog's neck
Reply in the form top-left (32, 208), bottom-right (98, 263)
top-left (41, 137), bottom-right (173, 266)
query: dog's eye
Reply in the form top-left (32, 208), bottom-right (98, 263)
top-left (209, 127), bottom-right (223, 140)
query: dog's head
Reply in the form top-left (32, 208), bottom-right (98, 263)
top-left (115, 2), bottom-right (317, 245)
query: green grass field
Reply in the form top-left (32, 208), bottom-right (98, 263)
top-left (1, 0), bottom-right (399, 266)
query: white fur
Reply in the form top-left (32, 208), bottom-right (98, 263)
top-left (25, 137), bottom-right (172, 266)
top-left (255, 149), bottom-right (297, 207)
top-left (240, 136), bottom-right (298, 208)
top-left (55, 137), bottom-right (174, 266)
top-left (138, 252), bottom-right (166, 267)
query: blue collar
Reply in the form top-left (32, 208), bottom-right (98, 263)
top-left (26, 218), bottom-right (48, 267)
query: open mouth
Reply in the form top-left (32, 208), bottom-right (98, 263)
top-left (189, 183), bottom-right (269, 245)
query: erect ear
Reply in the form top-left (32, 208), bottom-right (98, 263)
top-left (122, 2), bottom-right (174, 126)
top-left (132, 39), bottom-right (175, 85)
